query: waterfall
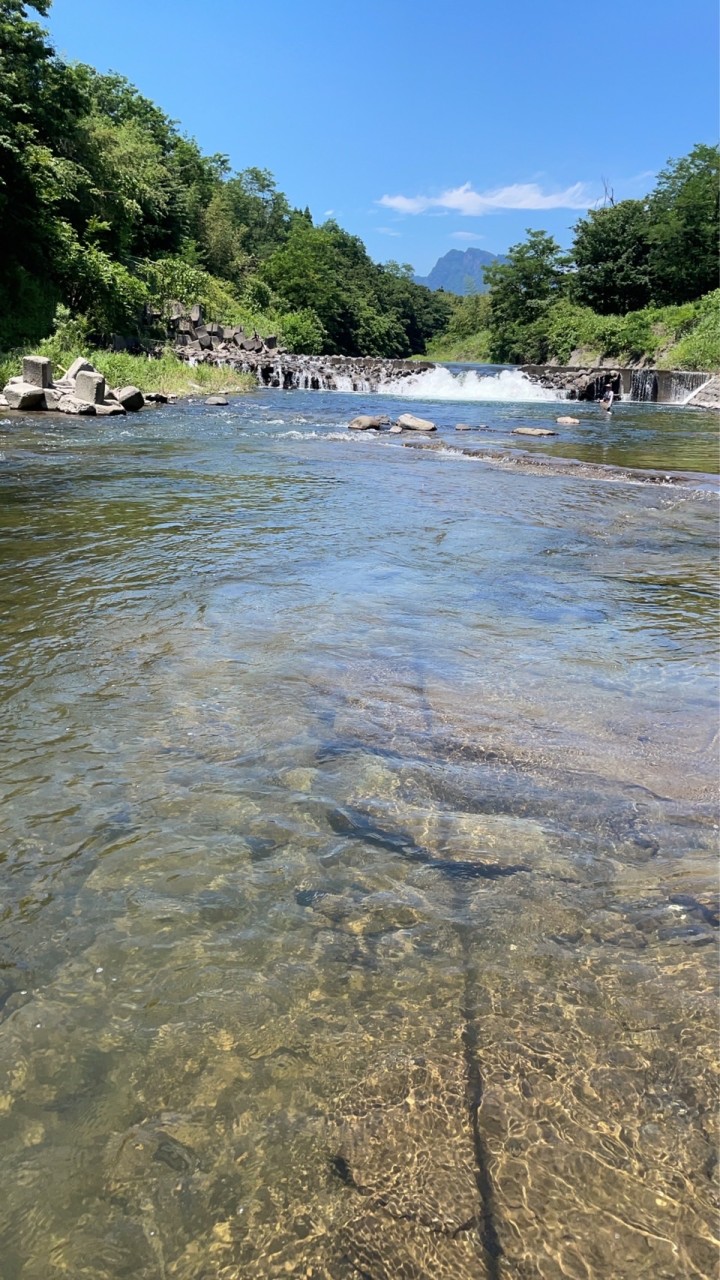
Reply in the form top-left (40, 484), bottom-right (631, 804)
top-left (629, 369), bottom-right (712, 404)
top-left (630, 370), bottom-right (658, 402)
top-left (666, 371), bottom-right (710, 404)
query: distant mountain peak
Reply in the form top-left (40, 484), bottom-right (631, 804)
top-left (414, 246), bottom-right (505, 295)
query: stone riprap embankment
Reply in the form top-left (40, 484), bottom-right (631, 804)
top-left (0, 356), bottom-right (160, 417)
top-left (167, 303), bottom-right (433, 391)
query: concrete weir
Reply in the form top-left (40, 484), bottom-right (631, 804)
top-left (521, 363), bottom-right (714, 404)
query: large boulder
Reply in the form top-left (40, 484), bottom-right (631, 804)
top-left (3, 382), bottom-right (45, 410)
top-left (205, 395), bottom-right (228, 406)
top-left (396, 413), bottom-right (436, 432)
top-left (22, 355), bottom-right (52, 388)
top-left (116, 385), bottom-right (144, 412)
top-left (74, 370), bottom-right (106, 404)
top-left (57, 395), bottom-right (95, 415)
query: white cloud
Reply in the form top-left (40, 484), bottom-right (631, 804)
top-left (450, 231), bottom-right (484, 241)
top-left (324, 208), bottom-right (335, 217)
top-left (378, 180), bottom-right (595, 216)
top-left (377, 226), bottom-right (402, 236)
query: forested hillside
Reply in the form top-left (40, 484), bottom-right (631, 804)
top-left (429, 149), bottom-right (720, 370)
top-left (0, 0), bottom-right (451, 356)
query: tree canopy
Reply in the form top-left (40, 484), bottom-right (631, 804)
top-left (0, 1), bottom-right (451, 355)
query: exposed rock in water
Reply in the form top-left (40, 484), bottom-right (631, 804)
top-left (348, 414), bottom-right (389, 430)
top-left (396, 413), bottom-right (436, 432)
top-left (1, 355), bottom-right (156, 418)
top-left (94, 402), bottom-right (126, 416)
top-left (556, 415), bottom-right (580, 425)
top-left (4, 382), bottom-right (45, 410)
top-left (74, 370), bottom-right (106, 404)
top-left (116, 385), bottom-right (144, 412)
top-left (57, 394), bottom-right (95, 415)
top-left (204, 395), bottom-right (228, 406)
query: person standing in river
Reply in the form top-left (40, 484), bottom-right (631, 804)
top-left (600, 387), bottom-right (614, 413)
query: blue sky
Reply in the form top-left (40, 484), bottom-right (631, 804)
top-left (46, 0), bottom-right (718, 275)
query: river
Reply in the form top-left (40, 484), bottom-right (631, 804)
top-left (0, 371), bottom-right (717, 1278)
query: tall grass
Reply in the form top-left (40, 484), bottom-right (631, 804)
top-left (1, 345), bottom-right (254, 397)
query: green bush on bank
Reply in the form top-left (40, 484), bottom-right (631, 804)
top-left (430, 290), bottom-right (720, 371)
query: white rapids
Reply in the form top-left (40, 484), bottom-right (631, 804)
top-left (380, 365), bottom-right (560, 402)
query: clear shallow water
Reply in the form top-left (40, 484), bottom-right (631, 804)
top-left (0, 390), bottom-right (718, 1279)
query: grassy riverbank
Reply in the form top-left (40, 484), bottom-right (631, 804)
top-left (421, 289), bottom-right (720, 370)
top-left (0, 344), bottom-right (255, 399)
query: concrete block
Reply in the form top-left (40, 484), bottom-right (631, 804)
top-left (75, 371), bottom-right (106, 404)
top-left (116, 386), bottom-right (144, 412)
top-left (66, 357), bottom-right (96, 382)
top-left (22, 356), bottom-right (52, 388)
top-left (57, 395), bottom-right (96, 415)
top-left (3, 381), bottom-right (45, 410)
top-left (95, 403), bottom-right (126, 416)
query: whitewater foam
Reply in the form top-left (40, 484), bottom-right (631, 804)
top-left (382, 366), bottom-right (559, 403)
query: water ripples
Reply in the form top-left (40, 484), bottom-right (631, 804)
top-left (0, 390), bottom-right (717, 1277)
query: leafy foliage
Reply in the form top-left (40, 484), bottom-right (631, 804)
top-left (483, 231), bottom-right (568, 363)
top-left (572, 200), bottom-right (652, 314)
top-left (444, 148), bottom-right (719, 367)
top-left (0, 2), bottom-right (450, 359)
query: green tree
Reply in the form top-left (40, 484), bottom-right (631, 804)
top-left (571, 199), bottom-right (652, 314)
top-left (484, 230), bottom-right (567, 362)
top-left (647, 143), bottom-right (720, 304)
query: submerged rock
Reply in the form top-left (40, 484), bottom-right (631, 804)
top-left (513, 426), bottom-right (557, 437)
top-left (332, 1054), bottom-right (490, 1279)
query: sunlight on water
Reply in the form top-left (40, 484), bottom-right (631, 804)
top-left (0, 390), bottom-right (717, 1278)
